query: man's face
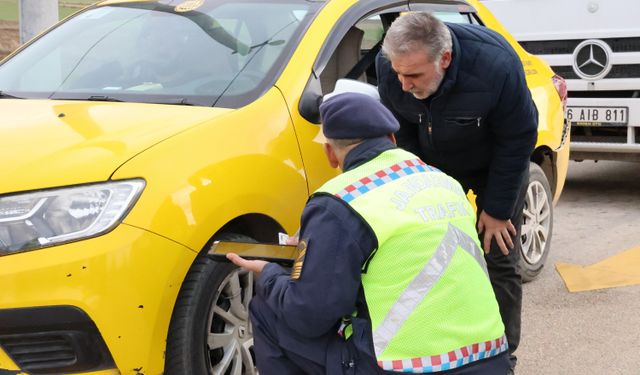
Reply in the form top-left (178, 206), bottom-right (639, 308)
top-left (390, 49), bottom-right (451, 100)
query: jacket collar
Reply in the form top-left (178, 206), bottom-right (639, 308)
top-left (343, 137), bottom-right (396, 171)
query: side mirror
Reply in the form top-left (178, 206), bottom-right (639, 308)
top-left (299, 90), bottom-right (323, 124)
top-left (299, 74), bottom-right (323, 124)
top-left (299, 78), bottom-right (381, 124)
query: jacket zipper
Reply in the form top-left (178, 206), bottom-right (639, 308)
top-left (415, 87), bottom-right (445, 149)
top-left (418, 113), bottom-right (432, 138)
top-left (422, 90), bottom-right (445, 150)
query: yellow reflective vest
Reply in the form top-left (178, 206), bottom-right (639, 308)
top-left (316, 148), bottom-right (507, 373)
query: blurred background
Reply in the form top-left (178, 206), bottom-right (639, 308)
top-left (0, 0), bottom-right (95, 59)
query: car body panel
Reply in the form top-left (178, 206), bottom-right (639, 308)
top-left (0, 349), bottom-right (20, 372)
top-left (274, 0), bottom-right (356, 192)
top-left (0, 99), bottom-right (230, 193)
top-left (113, 89), bottom-right (311, 250)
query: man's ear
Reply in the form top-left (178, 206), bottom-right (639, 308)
top-left (387, 133), bottom-right (397, 145)
top-left (323, 143), bottom-right (340, 169)
top-left (440, 50), bottom-right (452, 70)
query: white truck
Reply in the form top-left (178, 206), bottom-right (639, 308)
top-left (481, 0), bottom-right (640, 162)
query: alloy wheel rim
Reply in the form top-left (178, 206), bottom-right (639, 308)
top-left (206, 269), bottom-right (257, 375)
top-left (520, 180), bottom-right (552, 265)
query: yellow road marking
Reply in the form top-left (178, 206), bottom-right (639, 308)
top-left (556, 245), bottom-right (640, 292)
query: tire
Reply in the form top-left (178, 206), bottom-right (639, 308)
top-left (165, 233), bottom-right (258, 375)
top-left (518, 163), bottom-right (554, 282)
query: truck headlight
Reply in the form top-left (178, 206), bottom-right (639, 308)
top-left (0, 179), bottom-right (144, 255)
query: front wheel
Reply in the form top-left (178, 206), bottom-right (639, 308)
top-left (165, 233), bottom-right (257, 375)
top-left (518, 163), bottom-right (554, 282)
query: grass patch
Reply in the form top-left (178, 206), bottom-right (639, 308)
top-left (0, 1), bottom-right (18, 21)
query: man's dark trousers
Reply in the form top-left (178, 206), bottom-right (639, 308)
top-left (476, 171), bottom-right (529, 370)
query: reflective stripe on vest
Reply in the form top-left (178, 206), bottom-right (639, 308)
top-left (335, 158), bottom-right (439, 203)
top-left (378, 334), bottom-right (508, 373)
top-left (372, 224), bottom-right (489, 358)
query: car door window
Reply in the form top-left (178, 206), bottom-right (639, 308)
top-left (433, 11), bottom-right (472, 24)
top-left (318, 13), bottom-right (391, 94)
top-left (359, 15), bottom-right (385, 51)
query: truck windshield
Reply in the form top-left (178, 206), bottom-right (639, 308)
top-left (0, 0), bottom-right (319, 107)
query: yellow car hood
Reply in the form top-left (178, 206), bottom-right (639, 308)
top-left (0, 99), bottom-right (232, 193)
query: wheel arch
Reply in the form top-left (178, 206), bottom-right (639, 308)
top-left (530, 145), bottom-right (557, 197)
top-left (200, 213), bottom-right (287, 253)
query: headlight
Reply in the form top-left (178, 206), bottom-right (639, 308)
top-left (0, 179), bottom-right (145, 255)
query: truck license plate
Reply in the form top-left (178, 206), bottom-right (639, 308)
top-left (567, 106), bottom-right (629, 127)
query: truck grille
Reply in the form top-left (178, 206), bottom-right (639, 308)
top-left (520, 37), bottom-right (640, 55)
top-left (553, 64), bottom-right (640, 80)
top-left (571, 126), bottom-right (640, 144)
top-left (568, 90), bottom-right (640, 98)
top-left (520, 38), bottom-right (640, 80)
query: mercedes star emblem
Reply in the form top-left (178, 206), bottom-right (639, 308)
top-left (572, 39), bottom-right (613, 80)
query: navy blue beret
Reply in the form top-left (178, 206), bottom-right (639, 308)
top-left (319, 93), bottom-right (400, 139)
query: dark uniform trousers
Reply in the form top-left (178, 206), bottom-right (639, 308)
top-left (251, 293), bottom-right (511, 375)
top-left (475, 171), bottom-right (529, 369)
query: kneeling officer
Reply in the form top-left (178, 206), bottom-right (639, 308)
top-left (227, 93), bottom-right (510, 374)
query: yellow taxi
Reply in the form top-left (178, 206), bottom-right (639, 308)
top-left (0, 0), bottom-right (568, 373)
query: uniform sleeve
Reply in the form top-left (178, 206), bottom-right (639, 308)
top-left (255, 196), bottom-right (376, 338)
top-left (375, 52), bottom-right (422, 157)
top-left (483, 55), bottom-right (538, 219)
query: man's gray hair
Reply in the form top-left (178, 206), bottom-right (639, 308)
top-left (381, 12), bottom-right (452, 62)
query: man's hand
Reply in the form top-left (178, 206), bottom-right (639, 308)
top-left (226, 253), bottom-right (268, 274)
top-left (477, 210), bottom-right (517, 256)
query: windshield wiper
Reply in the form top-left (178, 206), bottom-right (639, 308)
top-left (0, 90), bottom-right (23, 99)
top-left (88, 96), bottom-right (194, 105)
top-left (232, 39), bottom-right (285, 55)
top-left (147, 98), bottom-right (194, 106)
top-left (87, 95), bottom-right (124, 102)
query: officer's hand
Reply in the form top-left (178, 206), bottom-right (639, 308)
top-left (226, 253), bottom-right (268, 274)
top-left (285, 236), bottom-right (299, 246)
top-left (477, 211), bottom-right (517, 256)
top-left (284, 229), bottom-right (300, 246)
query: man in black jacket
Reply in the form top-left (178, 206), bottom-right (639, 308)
top-left (376, 12), bottom-right (538, 372)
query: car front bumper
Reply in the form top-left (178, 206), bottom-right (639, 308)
top-left (0, 223), bottom-right (196, 374)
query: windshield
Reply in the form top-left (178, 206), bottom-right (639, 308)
top-left (0, 0), bottom-right (320, 107)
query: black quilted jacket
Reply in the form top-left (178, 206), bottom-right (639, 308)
top-left (376, 22), bottom-right (538, 220)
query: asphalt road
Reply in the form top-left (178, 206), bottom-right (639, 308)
top-left (518, 160), bottom-right (640, 375)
